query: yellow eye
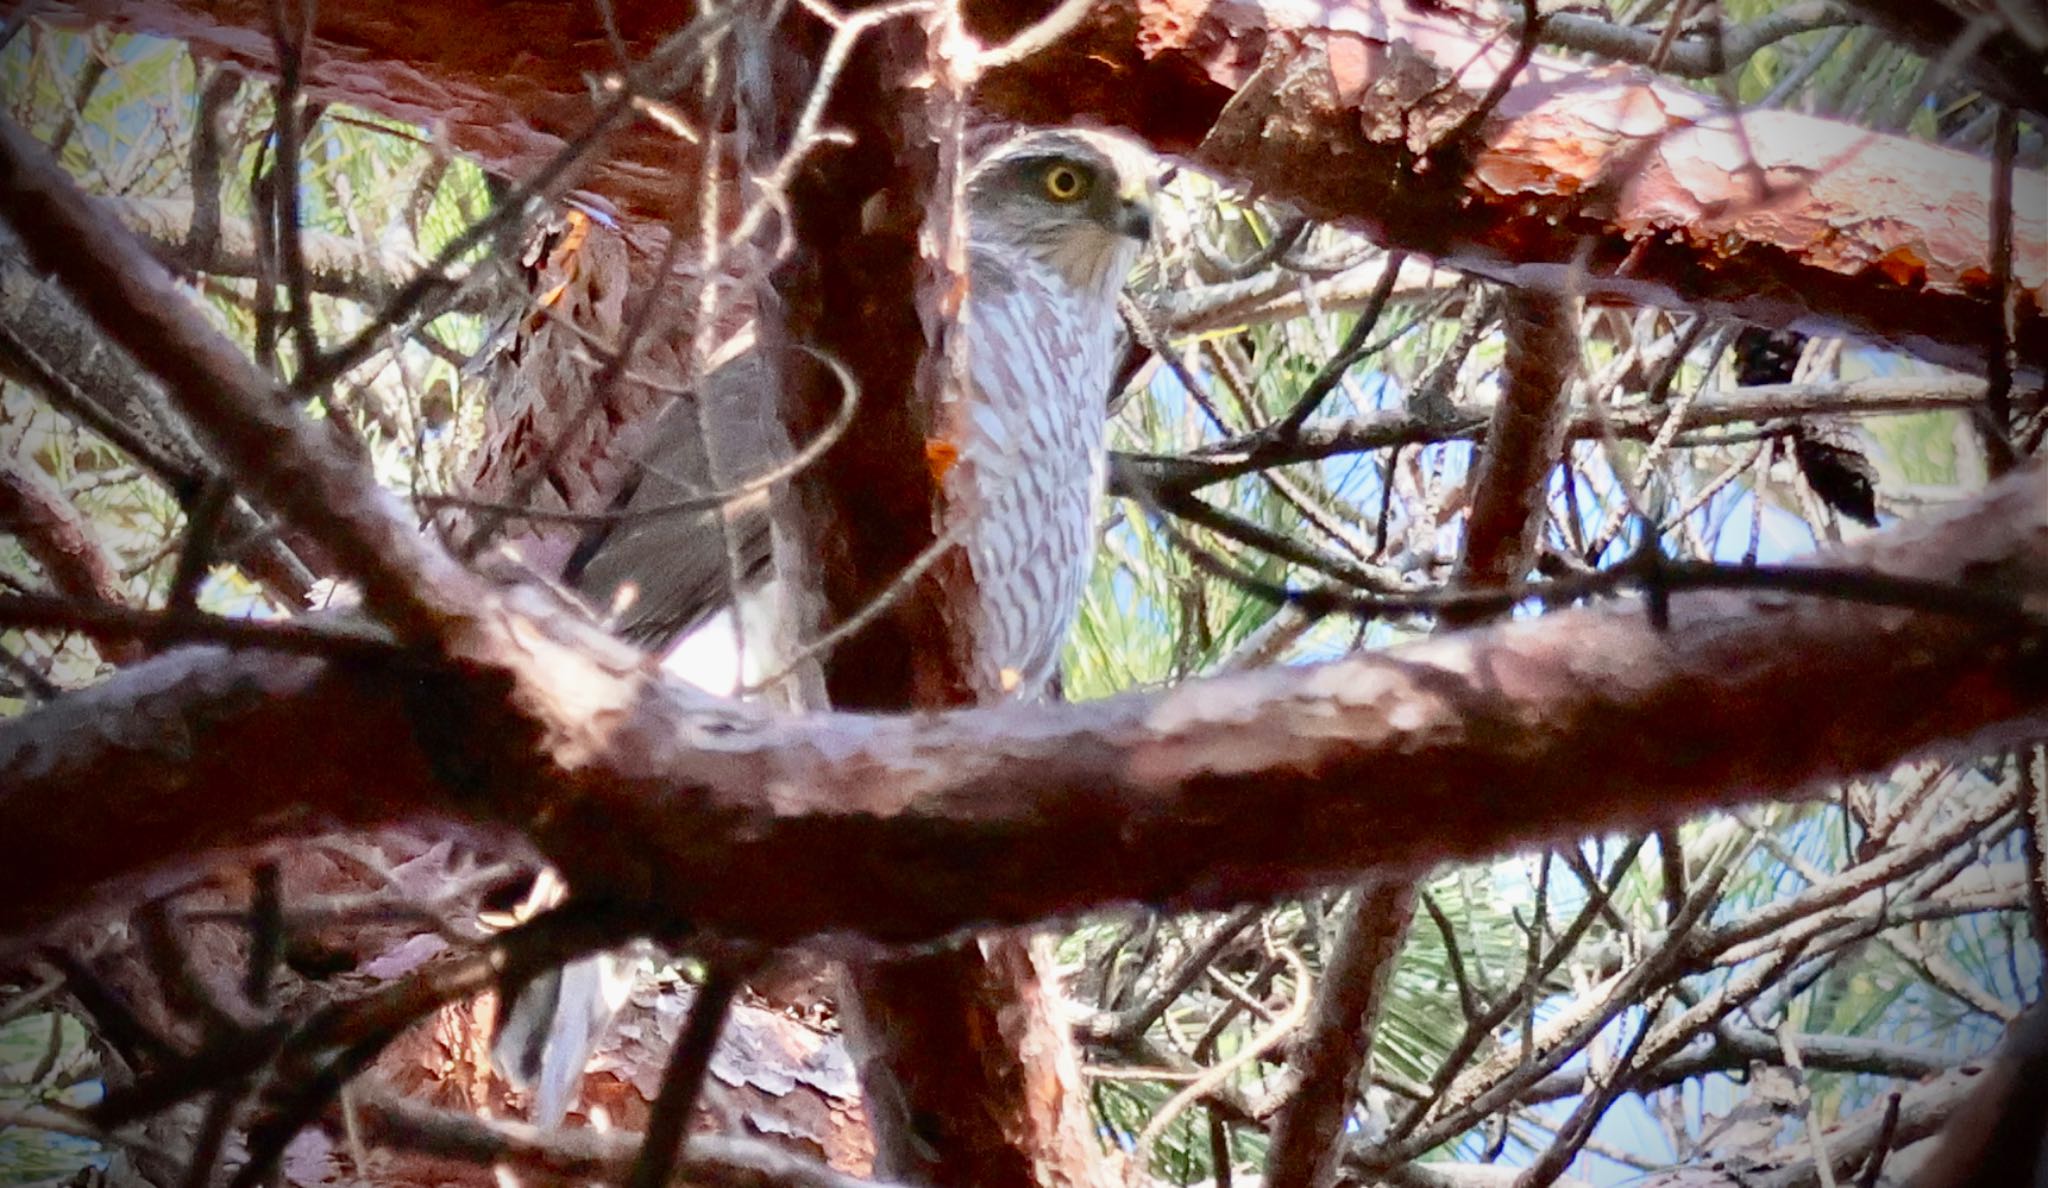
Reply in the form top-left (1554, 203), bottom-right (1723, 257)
top-left (1042, 164), bottom-right (1088, 202)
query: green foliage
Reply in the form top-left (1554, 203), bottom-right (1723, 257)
top-left (0, 1012), bottom-right (103, 1186)
top-left (0, 13), bottom-right (2033, 1187)
top-left (1, 24), bottom-right (495, 646)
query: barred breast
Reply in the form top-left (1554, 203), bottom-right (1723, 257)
top-left (946, 250), bottom-right (1119, 698)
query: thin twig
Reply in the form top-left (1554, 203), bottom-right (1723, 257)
top-left (1269, 252), bottom-right (1409, 439)
top-left (1126, 946), bottom-right (1312, 1185)
top-left (297, 10), bottom-right (738, 391)
top-left (163, 479), bottom-right (232, 616)
top-left (737, 518), bottom-right (971, 695)
top-left (1854, 1092), bottom-right (1902, 1188)
top-left (0, 591), bottom-right (400, 661)
top-left (625, 961), bottom-right (752, 1188)
top-left (267, 0), bottom-right (320, 365)
top-left (971, 0), bottom-right (1099, 71)
top-left (94, 901), bottom-right (653, 1129)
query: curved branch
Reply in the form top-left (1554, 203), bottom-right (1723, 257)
top-left (0, 459), bottom-right (140, 663)
top-left (973, 0), bottom-right (2047, 377)
top-left (0, 111), bottom-right (488, 643)
top-left (2, 461), bottom-right (2043, 953)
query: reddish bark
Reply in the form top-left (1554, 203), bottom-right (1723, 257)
top-left (58, 0), bottom-right (685, 226)
top-left (969, 0), bottom-right (2047, 376)
top-left (0, 458), bottom-right (140, 663)
top-left (4, 456), bottom-right (2045, 953)
top-left (43, 0), bottom-right (2047, 378)
top-left (2, 126), bottom-right (2044, 952)
top-left (1447, 288), bottom-right (1578, 611)
top-left (760, 14), bottom-right (1109, 1186)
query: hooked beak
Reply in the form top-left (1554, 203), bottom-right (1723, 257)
top-left (1119, 194), bottom-right (1154, 243)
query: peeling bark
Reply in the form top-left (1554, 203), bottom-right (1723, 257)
top-left (969, 0), bottom-right (2047, 376)
top-left (4, 459), bottom-right (2044, 953)
top-left (762, 12), bottom-right (1108, 1185)
top-left (0, 457), bottom-right (140, 663)
top-left (41, 0), bottom-right (2047, 377)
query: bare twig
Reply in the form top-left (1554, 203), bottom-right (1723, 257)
top-left (1537, 1), bottom-right (1852, 78)
top-left (423, 344), bottom-right (860, 529)
top-left (93, 901), bottom-right (651, 1129)
top-left (347, 1080), bottom-right (898, 1188)
top-left (266, 0), bottom-right (320, 365)
top-left (1084, 905), bottom-right (1262, 1046)
top-left (970, 0), bottom-right (1098, 71)
top-left (0, 590), bottom-right (397, 660)
top-left (626, 961), bottom-right (751, 1188)
top-left (1121, 377), bottom-right (1988, 496)
top-left (1268, 252), bottom-right (1408, 439)
top-left (0, 112), bottom-right (487, 643)
top-left (1128, 946), bottom-right (1312, 1185)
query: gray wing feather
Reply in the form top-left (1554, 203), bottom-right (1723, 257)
top-left (504, 358), bottom-right (781, 1122)
top-left (492, 957), bottom-right (631, 1126)
top-left (569, 353), bottom-right (780, 645)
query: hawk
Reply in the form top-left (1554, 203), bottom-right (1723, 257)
top-left (568, 128), bottom-right (1152, 695)
top-left (495, 129), bottom-right (1153, 1122)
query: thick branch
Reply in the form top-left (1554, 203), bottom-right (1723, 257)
top-left (47, 0), bottom-right (2047, 376)
top-left (970, 0), bottom-right (2046, 376)
top-left (0, 458), bottom-right (140, 663)
top-left (0, 113), bottom-right (489, 644)
top-left (3, 462), bottom-right (2044, 952)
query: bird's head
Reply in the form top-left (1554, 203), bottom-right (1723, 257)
top-left (965, 130), bottom-right (1153, 300)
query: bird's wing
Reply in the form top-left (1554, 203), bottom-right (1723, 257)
top-left (567, 351), bottom-right (779, 646)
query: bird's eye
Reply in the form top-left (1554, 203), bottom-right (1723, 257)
top-left (1042, 163), bottom-right (1088, 202)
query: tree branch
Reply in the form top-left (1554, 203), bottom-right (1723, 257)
top-left (1537, 1), bottom-right (1853, 79)
top-left (1114, 377), bottom-right (1992, 495)
top-left (0, 111), bottom-right (492, 645)
top-left (346, 1081), bottom-right (900, 1188)
top-left (0, 458), bottom-right (140, 663)
top-left (972, 0), bottom-right (2047, 376)
top-left (52, 0), bottom-right (2047, 374)
top-left (3, 459), bottom-right (2043, 954)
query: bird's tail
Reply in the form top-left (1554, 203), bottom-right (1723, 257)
top-left (492, 956), bottom-right (622, 1127)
